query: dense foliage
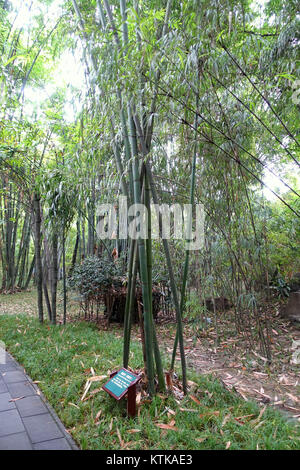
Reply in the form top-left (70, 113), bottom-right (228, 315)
top-left (68, 255), bottom-right (124, 299)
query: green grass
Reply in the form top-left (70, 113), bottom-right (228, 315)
top-left (0, 314), bottom-right (299, 450)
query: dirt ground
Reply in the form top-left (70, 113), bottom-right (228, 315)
top-left (147, 304), bottom-right (300, 421)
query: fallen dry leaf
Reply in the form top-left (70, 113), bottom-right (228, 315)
top-left (179, 408), bottom-right (198, 413)
top-left (254, 420), bottom-right (266, 430)
top-left (165, 372), bottom-right (173, 389)
top-left (190, 395), bottom-right (201, 405)
top-left (136, 392), bottom-right (142, 405)
top-left (122, 441), bottom-right (134, 449)
top-left (199, 411), bottom-right (220, 418)
top-left (155, 423), bottom-right (178, 431)
top-left (68, 402), bottom-right (80, 409)
top-left (253, 405), bottom-right (266, 424)
top-left (187, 380), bottom-right (198, 388)
top-left (88, 375), bottom-right (107, 383)
top-left (116, 428), bottom-right (124, 447)
top-left (81, 381), bottom-right (92, 401)
top-left (221, 414), bottom-right (231, 428)
top-left (9, 396), bottom-right (25, 402)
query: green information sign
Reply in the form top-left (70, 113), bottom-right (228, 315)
top-left (102, 368), bottom-right (140, 400)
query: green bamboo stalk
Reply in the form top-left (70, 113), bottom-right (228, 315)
top-left (118, 1), bottom-right (134, 203)
top-left (96, 0), bottom-right (164, 392)
top-left (99, 1), bottom-right (146, 381)
top-left (120, 0), bottom-right (129, 45)
top-left (145, 171), bottom-right (166, 392)
top-left (110, 125), bottom-right (129, 198)
top-left (101, 1), bottom-right (134, 202)
top-left (123, 164), bottom-right (147, 367)
top-left (145, 0), bottom-right (173, 149)
top-left (120, 0), bottom-right (158, 391)
top-left (96, 0), bottom-right (107, 30)
top-left (103, 0), bottom-right (120, 46)
top-left (132, 111), bottom-right (170, 392)
top-left (171, 92), bottom-right (199, 370)
top-left (128, 109), bottom-right (155, 395)
top-left (123, 238), bottom-right (137, 367)
top-left (119, 99), bottom-right (134, 203)
top-left (145, 162), bottom-right (187, 394)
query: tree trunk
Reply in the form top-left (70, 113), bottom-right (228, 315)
top-left (33, 193), bottom-right (43, 323)
top-left (51, 234), bottom-right (58, 325)
top-left (62, 229), bottom-right (67, 325)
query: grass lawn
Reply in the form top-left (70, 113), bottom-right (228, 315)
top-left (0, 314), bottom-right (299, 450)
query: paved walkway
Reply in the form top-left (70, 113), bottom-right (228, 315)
top-left (0, 352), bottom-right (77, 450)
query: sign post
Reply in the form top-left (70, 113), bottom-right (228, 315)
top-left (102, 368), bottom-right (141, 417)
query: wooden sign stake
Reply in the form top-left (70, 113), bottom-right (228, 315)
top-left (127, 383), bottom-right (136, 417)
top-left (102, 368), bottom-right (141, 418)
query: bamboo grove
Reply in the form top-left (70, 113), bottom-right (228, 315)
top-left (0, 0), bottom-right (299, 395)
